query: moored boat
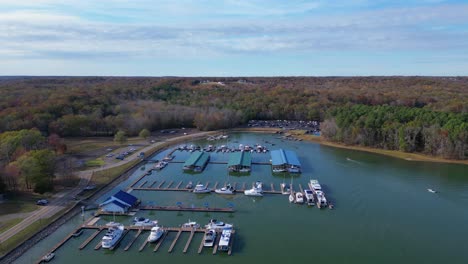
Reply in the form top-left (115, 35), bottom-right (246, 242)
top-left (204, 219), bottom-right (233, 230)
top-left (244, 181), bottom-right (263, 196)
top-left (304, 189), bottom-right (315, 205)
top-left (215, 184), bottom-right (235, 195)
top-left (185, 181), bottom-right (193, 189)
top-left (203, 229), bottom-right (217, 247)
top-left (182, 220), bottom-right (200, 229)
top-left (101, 224), bottom-right (124, 249)
top-left (316, 190), bottom-right (328, 208)
top-left (192, 184), bottom-right (211, 193)
top-left (218, 229), bottom-right (232, 251)
top-left (41, 253), bottom-right (55, 262)
top-left (289, 192), bottom-right (295, 203)
top-left (295, 192), bottom-right (304, 204)
top-left (147, 226), bottom-right (164, 243)
top-left (133, 217), bottom-right (158, 227)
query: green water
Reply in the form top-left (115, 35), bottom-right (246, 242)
top-left (13, 133), bottom-right (468, 264)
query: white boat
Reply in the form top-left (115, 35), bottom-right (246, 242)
top-left (304, 189), bottom-right (315, 205)
top-left (244, 181), bottom-right (263, 196)
top-left (186, 181), bottom-right (193, 189)
top-left (280, 183), bottom-right (290, 195)
top-left (105, 221), bottom-right (121, 227)
top-left (309, 179), bottom-right (322, 193)
top-left (182, 220), bottom-right (200, 229)
top-left (41, 253), bottom-right (55, 262)
top-left (272, 168), bottom-right (287, 173)
top-left (147, 226), bottom-right (164, 243)
top-left (133, 217), bottom-right (158, 227)
top-left (154, 161), bottom-right (168, 170)
top-left (215, 184), bottom-right (235, 194)
top-left (316, 190), bottom-right (328, 208)
top-left (427, 188), bottom-right (437, 193)
top-left (203, 229), bottom-right (217, 247)
top-left (295, 192), bottom-right (304, 204)
top-left (288, 192), bottom-right (295, 203)
top-left (239, 168), bottom-right (251, 173)
top-left (218, 229), bottom-right (232, 251)
top-left (101, 224), bottom-right (124, 248)
top-left (204, 219), bottom-right (233, 230)
top-left (192, 184), bottom-right (211, 193)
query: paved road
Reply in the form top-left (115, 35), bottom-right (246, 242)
top-left (0, 131), bottom-right (213, 244)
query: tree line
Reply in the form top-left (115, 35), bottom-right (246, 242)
top-left (321, 104), bottom-right (467, 159)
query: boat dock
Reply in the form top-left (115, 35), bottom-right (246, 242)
top-left (37, 224), bottom-right (236, 262)
top-left (130, 180), bottom-right (309, 195)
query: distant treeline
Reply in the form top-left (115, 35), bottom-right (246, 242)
top-left (322, 105), bottom-right (467, 159)
top-left (0, 76), bottom-right (467, 159)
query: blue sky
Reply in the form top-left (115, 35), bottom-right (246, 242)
top-left (0, 0), bottom-right (467, 76)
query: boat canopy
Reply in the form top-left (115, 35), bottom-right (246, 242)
top-left (270, 149), bottom-right (301, 166)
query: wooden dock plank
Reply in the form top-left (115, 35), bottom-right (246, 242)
top-left (149, 181), bottom-right (157, 188)
top-left (79, 229), bottom-right (101, 250)
top-left (157, 180), bottom-right (166, 188)
top-left (139, 180), bottom-right (148, 188)
top-left (299, 184), bottom-right (304, 193)
top-left (183, 230), bottom-right (195, 253)
top-left (153, 231), bottom-right (168, 252)
top-left (94, 241), bottom-right (102, 250)
top-left (175, 181), bottom-right (183, 189)
top-left (213, 182), bottom-right (219, 190)
top-left (198, 232), bottom-right (206, 254)
top-left (139, 239), bottom-right (149, 252)
top-left (139, 205), bottom-right (234, 213)
top-left (228, 231), bottom-right (235, 256)
top-left (270, 183), bottom-right (275, 192)
top-left (212, 232), bottom-right (222, 255)
top-left (168, 230), bottom-right (182, 253)
top-left (166, 181), bottom-right (174, 189)
top-left (205, 181), bottom-right (210, 188)
top-left (242, 182), bottom-right (246, 191)
top-left (124, 229), bottom-right (142, 251)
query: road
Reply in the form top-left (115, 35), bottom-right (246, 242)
top-left (0, 131), bottom-right (214, 245)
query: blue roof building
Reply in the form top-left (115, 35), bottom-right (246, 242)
top-left (99, 190), bottom-right (139, 213)
top-left (270, 149), bottom-right (302, 173)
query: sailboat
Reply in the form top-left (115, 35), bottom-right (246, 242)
top-left (288, 177), bottom-right (295, 203)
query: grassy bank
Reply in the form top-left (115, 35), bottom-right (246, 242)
top-left (0, 218), bottom-right (22, 234)
top-left (0, 208), bottom-right (68, 256)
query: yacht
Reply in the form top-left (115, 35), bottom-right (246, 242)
top-left (427, 188), bottom-right (437, 193)
top-left (193, 184), bottom-right (211, 193)
top-left (203, 229), bottom-right (217, 247)
top-left (244, 181), bottom-right (263, 196)
top-left (316, 190), bottom-right (328, 208)
top-left (133, 217), bottom-right (158, 227)
top-left (309, 179), bottom-right (322, 194)
top-left (218, 229), bottom-right (232, 252)
top-left (154, 161), bottom-right (168, 170)
top-left (295, 192), bottom-right (304, 204)
top-left (101, 224), bottom-right (124, 249)
top-left (182, 220), bottom-right (200, 229)
top-left (304, 189), bottom-right (315, 205)
top-left (204, 219), bottom-right (233, 230)
top-left (147, 226), bottom-right (164, 243)
top-left (215, 184), bottom-right (235, 195)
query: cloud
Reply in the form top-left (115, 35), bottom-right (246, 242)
top-left (0, 1), bottom-right (467, 62)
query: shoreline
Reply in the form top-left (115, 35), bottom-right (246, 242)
top-left (234, 127), bottom-right (467, 165)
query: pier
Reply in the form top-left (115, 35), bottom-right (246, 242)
top-left (38, 224), bottom-right (236, 263)
top-left (139, 205), bottom-right (235, 213)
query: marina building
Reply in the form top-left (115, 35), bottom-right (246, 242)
top-left (99, 190), bottom-right (139, 213)
top-left (183, 151), bottom-right (210, 172)
top-left (270, 149), bottom-right (301, 173)
top-left (227, 151), bottom-right (252, 172)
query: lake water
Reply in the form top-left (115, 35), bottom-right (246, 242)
top-left (13, 133), bottom-right (468, 264)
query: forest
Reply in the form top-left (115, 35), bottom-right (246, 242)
top-left (0, 77), bottom-right (466, 191)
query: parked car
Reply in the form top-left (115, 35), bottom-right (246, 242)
top-left (115, 155), bottom-right (125, 160)
top-left (36, 199), bottom-right (49, 206)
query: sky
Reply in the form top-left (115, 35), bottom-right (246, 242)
top-left (0, 0), bottom-right (467, 76)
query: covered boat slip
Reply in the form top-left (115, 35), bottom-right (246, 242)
top-left (270, 149), bottom-right (302, 173)
top-left (183, 152), bottom-right (210, 172)
top-left (227, 151), bottom-right (252, 172)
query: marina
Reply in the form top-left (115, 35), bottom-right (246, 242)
top-left (16, 132), bottom-right (468, 264)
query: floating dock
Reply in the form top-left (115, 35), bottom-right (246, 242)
top-left (37, 224), bottom-right (236, 263)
